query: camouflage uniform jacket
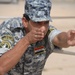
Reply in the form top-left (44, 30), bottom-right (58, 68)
top-left (0, 17), bottom-right (61, 75)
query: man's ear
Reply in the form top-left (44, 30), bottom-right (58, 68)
top-left (22, 17), bottom-right (28, 28)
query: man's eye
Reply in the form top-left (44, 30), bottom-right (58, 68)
top-left (34, 21), bottom-right (49, 24)
top-left (34, 22), bottom-right (40, 24)
top-left (45, 21), bottom-right (49, 24)
top-left (37, 22), bottom-right (40, 24)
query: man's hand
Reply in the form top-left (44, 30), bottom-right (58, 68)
top-left (25, 28), bottom-right (45, 44)
top-left (67, 30), bottom-right (75, 46)
top-left (53, 30), bottom-right (75, 48)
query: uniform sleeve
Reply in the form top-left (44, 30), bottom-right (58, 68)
top-left (48, 25), bottom-right (62, 50)
top-left (0, 21), bottom-right (15, 56)
top-left (0, 18), bottom-right (24, 56)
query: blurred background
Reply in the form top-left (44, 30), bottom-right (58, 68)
top-left (0, 0), bottom-right (75, 75)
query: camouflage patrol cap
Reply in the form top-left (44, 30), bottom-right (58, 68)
top-left (25, 0), bottom-right (52, 22)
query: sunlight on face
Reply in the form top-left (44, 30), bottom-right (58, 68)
top-left (28, 20), bottom-right (49, 35)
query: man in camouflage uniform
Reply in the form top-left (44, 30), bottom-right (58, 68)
top-left (0, 0), bottom-right (75, 75)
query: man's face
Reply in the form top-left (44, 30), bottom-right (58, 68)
top-left (27, 20), bottom-right (49, 36)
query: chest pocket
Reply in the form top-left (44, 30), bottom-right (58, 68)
top-left (24, 45), bottom-right (34, 65)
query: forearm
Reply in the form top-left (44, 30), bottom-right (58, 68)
top-left (52, 32), bottom-right (69, 48)
top-left (0, 36), bottom-right (30, 75)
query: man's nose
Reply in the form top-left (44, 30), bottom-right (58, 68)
top-left (40, 26), bottom-right (45, 32)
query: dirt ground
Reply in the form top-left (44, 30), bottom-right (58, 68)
top-left (0, 0), bottom-right (75, 75)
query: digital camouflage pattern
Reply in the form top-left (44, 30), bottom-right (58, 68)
top-left (0, 17), bottom-right (61, 75)
top-left (25, 0), bottom-right (52, 22)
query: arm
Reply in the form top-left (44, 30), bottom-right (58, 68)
top-left (0, 36), bottom-right (30, 75)
top-left (52, 30), bottom-right (75, 48)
